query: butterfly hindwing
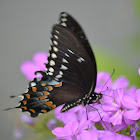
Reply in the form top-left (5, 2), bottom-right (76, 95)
top-left (17, 76), bottom-right (86, 117)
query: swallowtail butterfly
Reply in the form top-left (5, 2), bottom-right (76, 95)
top-left (8, 12), bottom-right (102, 117)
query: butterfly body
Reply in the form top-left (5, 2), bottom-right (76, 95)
top-left (8, 12), bottom-right (102, 117)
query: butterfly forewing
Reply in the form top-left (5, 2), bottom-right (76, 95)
top-left (59, 12), bottom-right (97, 90)
top-left (46, 24), bottom-right (96, 93)
top-left (60, 12), bottom-right (97, 64)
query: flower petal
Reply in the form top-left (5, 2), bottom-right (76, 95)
top-left (111, 124), bottom-right (128, 132)
top-left (13, 128), bottom-right (23, 139)
top-left (113, 89), bottom-right (124, 106)
top-left (77, 129), bottom-right (98, 140)
top-left (47, 119), bottom-right (58, 130)
top-left (33, 52), bottom-right (47, 70)
top-left (98, 130), bottom-right (132, 140)
top-left (130, 123), bottom-right (140, 137)
top-left (78, 120), bottom-right (91, 132)
top-left (113, 76), bottom-right (129, 89)
top-left (62, 112), bottom-right (77, 125)
top-left (52, 127), bottom-right (67, 137)
top-left (110, 110), bottom-right (123, 126)
top-left (122, 95), bottom-right (138, 109)
top-left (100, 122), bottom-right (111, 130)
top-left (102, 89), bottom-right (114, 103)
top-left (124, 110), bottom-right (140, 120)
top-left (95, 72), bottom-right (112, 92)
top-left (88, 111), bottom-right (101, 122)
top-left (21, 113), bottom-right (34, 125)
top-left (64, 121), bottom-right (79, 135)
top-left (138, 68), bottom-right (140, 75)
top-left (136, 89), bottom-right (140, 106)
top-left (123, 111), bottom-right (135, 124)
top-left (98, 131), bottom-right (114, 140)
top-left (127, 86), bottom-right (137, 100)
top-left (20, 61), bottom-right (39, 80)
top-left (102, 102), bottom-right (119, 112)
top-left (54, 105), bottom-right (64, 121)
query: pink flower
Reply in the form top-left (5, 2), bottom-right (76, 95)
top-left (95, 72), bottom-right (129, 93)
top-left (19, 52), bottom-right (140, 139)
top-left (130, 123), bottom-right (140, 140)
top-left (21, 52), bottom-right (48, 80)
top-left (76, 129), bottom-right (98, 140)
top-left (112, 76), bottom-right (129, 90)
top-left (123, 89), bottom-right (140, 121)
top-left (21, 113), bottom-right (34, 125)
top-left (88, 104), bottom-right (112, 123)
top-left (52, 119), bottom-right (92, 140)
top-left (98, 130), bottom-right (132, 140)
top-left (13, 127), bottom-right (23, 139)
top-left (127, 86), bottom-right (137, 100)
top-left (102, 89), bottom-right (134, 125)
top-left (95, 72), bottom-right (112, 93)
top-left (52, 121), bottom-right (79, 140)
top-left (47, 119), bottom-right (58, 130)
top-left (54, 105), bottom-right (85, 125)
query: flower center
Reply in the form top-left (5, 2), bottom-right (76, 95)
top-left (119, 106), bottom-right (125, 112)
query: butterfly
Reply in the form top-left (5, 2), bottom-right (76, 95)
top-left (8, 12), bottom-right (102, 117)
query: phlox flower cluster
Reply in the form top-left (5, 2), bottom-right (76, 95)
top-left (52, 71), bottom-right (139, 140)
top-left (16, 52), bottom-right (140, 140)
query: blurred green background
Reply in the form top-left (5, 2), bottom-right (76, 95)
top-left (0, 0), bottom-right (140, 139)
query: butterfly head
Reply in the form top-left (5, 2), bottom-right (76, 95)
top-left (96, 92), bottom-right (102, 100)
top-left (82, 92), bottom-right (102, 106)
top-left (90, 92), bottom-right (102, 103)
top-left (95, 92), bottom-right (102, 104)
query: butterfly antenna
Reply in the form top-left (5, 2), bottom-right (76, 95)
top-left (99, 68), bottom-right (116, 101)
top-left (100, 68), bottom-right (115, 93)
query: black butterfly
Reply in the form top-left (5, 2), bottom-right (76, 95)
top-left (8, 12), bottom-right (102, 117)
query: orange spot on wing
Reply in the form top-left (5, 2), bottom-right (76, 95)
top-left (46, 86), bottom-right (53, 91)
top-left (45, 101), bottom-right (53, 106)
top-left (41, 109), bottom-right (47, 113)
top-left (21, 106), bottom-right (27, 110)
top-left (26, 94), bottom-right (30, 99)
top-left (54, 82), bottom-right (62, 87)
top-left (29, 109), bottom-right (36, 113)
top-left (38, 96), bottom-right (46, 100)
top-left (32, 87), bottom-right (37, 92)
top-left (41, 84), bottom-right (46, 86)
top-left (42, 91), bottom-right (50, 96)
top-left (51, 104), bottom-right (56, 109)
top-left (22, 100), bottom-right (27, 105)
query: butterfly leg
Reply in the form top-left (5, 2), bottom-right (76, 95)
top-left (88, 104), bottom-right (108, 130)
